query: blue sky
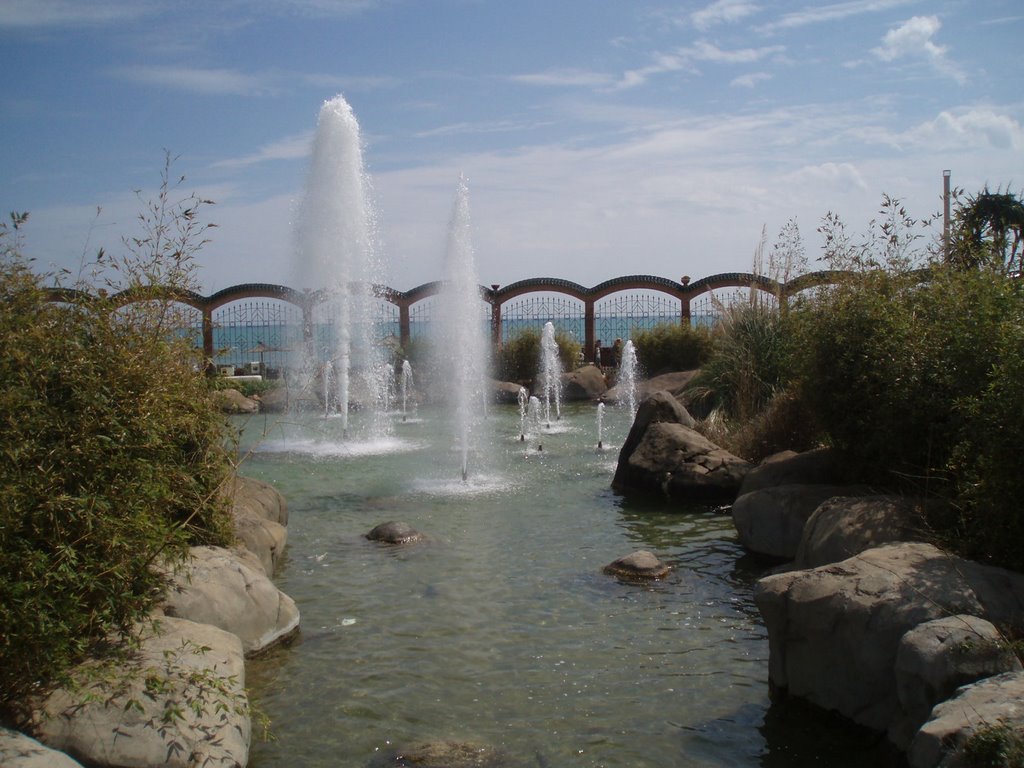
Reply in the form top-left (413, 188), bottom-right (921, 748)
top-left (1, 0), bottom-right (1021, 292)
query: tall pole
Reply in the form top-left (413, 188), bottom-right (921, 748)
top-left (943, 169), bottom-right (951, 261)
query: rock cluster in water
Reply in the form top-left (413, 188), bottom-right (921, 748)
top-left (366, 521), bottom-right (426, 545)
top-left (603, 550), bottom-right (671, 580)
top-left (11, 476), bottom-right (297, 768)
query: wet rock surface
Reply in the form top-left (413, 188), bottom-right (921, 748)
top-left (367, 521), bottom-right (426, 545)
top-left (603, 550), bottom-right (671, 580)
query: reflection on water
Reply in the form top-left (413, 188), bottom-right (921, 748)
top-left (236, 403), bottom-right (901, 768)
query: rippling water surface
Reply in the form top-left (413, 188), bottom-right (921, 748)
top-left (236, 402), bottom-right (895, 768)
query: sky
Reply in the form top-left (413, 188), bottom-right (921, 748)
top-left (1, 0), bottom-right (1021, 293)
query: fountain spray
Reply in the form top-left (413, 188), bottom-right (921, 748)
top-left (436, 175), bottom-right (488, 481)
top-left (293, 94), bottom-right (388, 439)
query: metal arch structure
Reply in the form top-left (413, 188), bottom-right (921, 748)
top-left (42, 270), bottom-right (849, 363)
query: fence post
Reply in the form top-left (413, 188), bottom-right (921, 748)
top-left (584, 297), bottom-right (596, 362)
top-left (489, 285), bottom-right (502, 350)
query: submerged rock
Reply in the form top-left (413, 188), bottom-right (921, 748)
top-left (366, 521), bottom-right (425, 545)
top-left (603, 550), bottom-right (671, 580)
top-left (373, 740), bottom-right (507, 767)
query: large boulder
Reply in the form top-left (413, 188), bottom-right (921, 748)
top-left (491, 379), bottom-right (526, 405)
top-left (754, 542), bottom-right (1024, 737)
top-left (737, 447), bottom-right (841, 497)
top-left (213, 388), bottom-right (259, 414)
top-left (732, 484), bottom-right (866, 560)
top-left (255, 384), bottom-right (289, 413)
top-left (562, 364), bottom-right (608, 401)
top-left (162, 545), bottom-right (300, 656)
top-left (32, 616), bottom-right (249, 768)
top-left (0, 728), bottom-right (83, 768)
top-left (231, 475), bottom-right (288, 526)
top-left (795, 495), bottom-right (927, 569)
top-left (893, 615), bottom-right (1022, 749)
top-left (613, 391), bottom-right (749, 501)
top-left (910, 671), bottom-right (1024, 768)
top-left (230, 475), bottom-right (288, 574)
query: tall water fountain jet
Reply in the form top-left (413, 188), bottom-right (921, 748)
top-left (539, 322), bottom-right (563, 427)
top-left (400, 360), bottom-right (413, 420)
top-left (293, 94), bottom-right (388, 438)
top-left (619, 339), bottom-right (640, 418)
top-left (596, 401), bottom-right (606, 450)
top-left (435, 175), bottom-right (489, 480)
top-left (517, 386), bottom-right (529, 441)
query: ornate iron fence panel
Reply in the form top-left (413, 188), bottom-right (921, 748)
top-left (408, 297), bottom-right (436, 341)
top-left (594, 290), bottom-right (681, 343)
top-left (501, 292), bottom-right (585, 344)
top-left (212, 298), bottom-right (304, 374)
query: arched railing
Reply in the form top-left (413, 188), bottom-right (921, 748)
top-left (44, 271), bottom-right (844, 365)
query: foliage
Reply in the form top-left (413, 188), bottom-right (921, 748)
top-left (962, 719), bottom-right (1024, 768)
top-left (494, 327), bottom-right (581, 382)
top-left (631, 322), bottom-right (712, 375)
top-left (210, 375), bottom-right (279, 399)
top-left (0, 161), bottom-right (234, 721)
top-left (948, 187), bottom-right (1024, 275)
top-left (782, 193), bottom-right (1024, 569)
top-left (686, 301), bottom-right (793, 423)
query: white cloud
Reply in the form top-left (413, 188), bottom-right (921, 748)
top-left (784, 162), bottom-right (869, 191)
top-left (111, 65), bottom-right (277, 96)
top-left (871, 16), bottom-right (966, 83)
top-left (731, 72), bottom-right (772, 88)
top-left (762, 0), bottom-right (914, 32)
top-left (908, 108), bottom-right (1023, 152)
top-left (872, 16), bottom-right (943, 61)
top-left (692, 0), bottom-right (760, 31)
top-left (687, 41), bottom-right (785, 64)
top-left (510, 69), bottom-right (616, 89)
top-left (213, 132), bottom-right (315, 170)
top-left (612, 42), bottom-right (784, 90)
top-left (0, 0), bottom-right (150, 27)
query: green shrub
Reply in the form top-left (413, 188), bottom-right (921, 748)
top-left (0, 166), bottom-right (234, 721)
top-left (962, 720), bottom-right (1024, 768)
top-left (686, 302), bottom-right (793, 423)
top-left (495, 327), bottom-right (580, 382)
top-left (631, 322), bottom-right (712, 375)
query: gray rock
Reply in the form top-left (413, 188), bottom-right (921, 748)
top-left (366, 521), bottom-right (425, 545)
top-left (213, 388), bottom-right (259, 414)
top-left (380, 739), bottom-right (507, 767)
top-left (909, 671), bottom-right (1024, 768)
top-left (162, 545), bottom-right (300, 656)
top-left (796, 495), bottom-right (927, 569)
top-left (0, 727), bottom-right (84, 768)
top-left (255, 385), bottom-right (289, 413)
top-left (491, 379), bottom-right (526, 405)
top-left (737, 447), bottom-right (841, 497)
top-left (230, 475), bottom-right (288, 574)
top-left (613, 392), bottom-right (749, 501)
top-left (603, 550), bottom-right (671, 580)
top-left (33, 616), bottom-right (249, 768)
top-left (732, 484), bottom-right (866, 560)
top-left (892, 615), bottom-right (1022, 749)
top-left (754, 542), bottom-right (1024, 735)
top-left (231, 475), bottom-right (288, 526)
top-left (562, 364), bottom-right (608, 401)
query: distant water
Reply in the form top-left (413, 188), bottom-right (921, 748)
top-left (236, 403), bottom-right (902, 768)
top-left (207, 315), bottom-right (719, 369)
